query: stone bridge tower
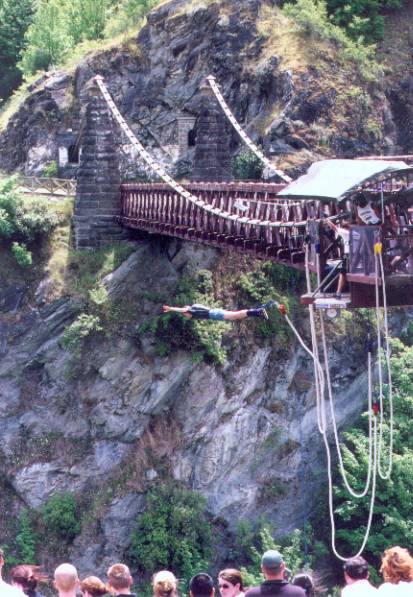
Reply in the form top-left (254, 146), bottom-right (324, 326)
top-left (74, 79), bottom-right (124, 249)
top-left (192, 78), bottom-right (232, 182)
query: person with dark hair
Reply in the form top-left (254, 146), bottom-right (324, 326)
top-left (0, 549), bottom-right (25, 597)
top-left (342, 556), bottom-right (377, 596)
top-left (80, 577), bottom-right (108, 597)
top-left (218, 570), bottom-right (244, 597)
top-left (353, 193), bottom-right (381, 226)
top-left (189, 574), bottom-right (215, 597)
top-left (244, 550), bottom-right (306, 597)
top-left (291, 573), bottom-right (315, 597)
top-left (10, 566), bottom-right (47, 597)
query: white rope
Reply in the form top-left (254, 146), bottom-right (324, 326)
top-left (207, 75), bottom-right (292, 184)
top-left (374, 250), bottom-right (394, 479)
top-left (95, 76), bottom-right (302, 230)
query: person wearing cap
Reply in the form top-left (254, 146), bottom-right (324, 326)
top-left (342, 556), bottom-right (377, 596)
top-left (0, 548), bottom-right (25, 597)
top-left (244, 550), bottom-right (306, 597)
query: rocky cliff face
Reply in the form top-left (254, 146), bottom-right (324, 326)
top-left (1, 235), bottom-right (401, 575)
top-left (1, 0), bottom-right (412, 176)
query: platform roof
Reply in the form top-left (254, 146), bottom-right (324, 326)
top-left (277, 159), bottom-right (413, 202)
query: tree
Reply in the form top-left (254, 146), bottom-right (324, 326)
top-left (333, 339), bottom-right (413, 565)
top-left (0, 0), bottom-right (34, 99)
top-left (66, 0), bottom-right (111, 44)
top-left (130, 483), bottom-right (212, 584)
top-left (19, 0), bottom-right (72, 76)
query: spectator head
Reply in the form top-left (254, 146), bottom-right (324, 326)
top-left (81, 577), bottom-right (108, 597)
top-left (261, 550), bottom-right (285, 580)
top-left (54, 564), bottom-right (79, 595)
top-left (380, 546), bottom-right (413, 584)
top-left (152, 571), bottom-right (177, 597)
top-left (354, 193), bottom-right (368, 208)
top-left (343, 557), bottom-right (369, 583)
top-left (11, 565), bottom-right (47, 595)
top-left (292, 573), bottom-right (315, 597)
top-left (189, 573), bottom-right (214, 597)
top-left (218, 569), bottom-right (244, 597)
top-left (107, 564), bottom-right (133, 594)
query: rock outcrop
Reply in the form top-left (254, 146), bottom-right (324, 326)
top-left (1, 238), bottom-right (405, 575)
top-left (1, 0), bottom-right (412, 177)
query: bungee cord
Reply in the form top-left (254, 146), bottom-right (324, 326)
top-left (207, 75), bottom-right (293, 184)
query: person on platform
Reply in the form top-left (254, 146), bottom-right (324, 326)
top-left (107, 564), bottom-right (135, 597)
top-left (218, 570), bottom-right (245, 597)
top-left (0, 549), bottom-right (25, 597)
top-left (53, 564), bottom-right (79, 597)
top-left (10, 566), bottom-right (47, 597)
top-left (80, 577), bottom-right (108, 597)
top-left (152, 571), bottom-right (178, 597)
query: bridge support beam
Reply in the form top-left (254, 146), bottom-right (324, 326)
top-left (74, 81), bottom-right (124, 249)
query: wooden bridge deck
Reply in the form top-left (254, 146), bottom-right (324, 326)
top-left (117, 182), bottom-right (339, 267)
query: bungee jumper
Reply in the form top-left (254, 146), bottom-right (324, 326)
top-left (162, 300), bottom-right (280, 321)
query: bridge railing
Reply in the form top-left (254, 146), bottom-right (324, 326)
top-left (18, 176), bottom-right (76, 196)
top-left (119, 182), bottom-right (340, 263)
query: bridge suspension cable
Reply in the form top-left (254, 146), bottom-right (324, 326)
top-left (206, 75), bottom-right (292, 184)
top-left (95, 76), bottom-right (303, 230)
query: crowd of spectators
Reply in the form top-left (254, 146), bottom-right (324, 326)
top-left (1, 545), bottom-right (413, 597)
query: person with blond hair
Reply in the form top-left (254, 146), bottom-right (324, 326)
top-left (80, 577), bottom-right (108, 597)
top-left (54, 564), bottom-right (79, 597)
top-left (107, 564), bottom-right (134, 597)
top-left (10, 565), bottom-right (47, 597)
top-left (378, 546), bottom-right (413, 596)
top-left (152, 571), bottom-right (178, 597)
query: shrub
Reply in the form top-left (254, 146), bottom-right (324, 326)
top-left (61, 313), bottom-right (103, 355)
top-left (41, 492), bottom-right (80, 542)
top-left (232, 148), bottom-right (264, 181)
top-left (283, 0), bottom-right (382, 80)
top-left (130, 483), bottom-right (212, 585)
top-left (11, 242), bottom-right (32, 267)
top-left (138, 271), bottom-right (228, 365)
top-left (43, 160), bottom-right (58, 178)
top-left (331, 339), bottom-right (413, 564)
top-left (15, 509), bottom-right (37, 563)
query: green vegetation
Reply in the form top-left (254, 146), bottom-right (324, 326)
top-left (282, 0), bottom-right (381, 79)
top-left (0, 0), bottom-right (34, 100)
top-left (18, 0), bottom-right (162, 78)
top-left (130, 483), bottom-right (212, 585)
top-left (231, 523), bottom-right (325, 586)
top-left (41, 492), bottom-right (81, 542)
top-left (237, 262), bottom-right (303, 342)
top-left (43, 160), bottom-right (58, 178)
top-left (15, 509), bottom-right (37, 563)
top-left (61, 313), bottom-right (104, 356)
top-left (232, 149), bottom-right (264, 181)
top-left (0, 176), bottom-right (60, 266)
top-left (138, 270), bottom-right (228, 365)
top-left (328, 338), bottom-right (413, 564)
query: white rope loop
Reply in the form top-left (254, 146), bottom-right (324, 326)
top-left (207, 75), bottom-right (293, 184)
